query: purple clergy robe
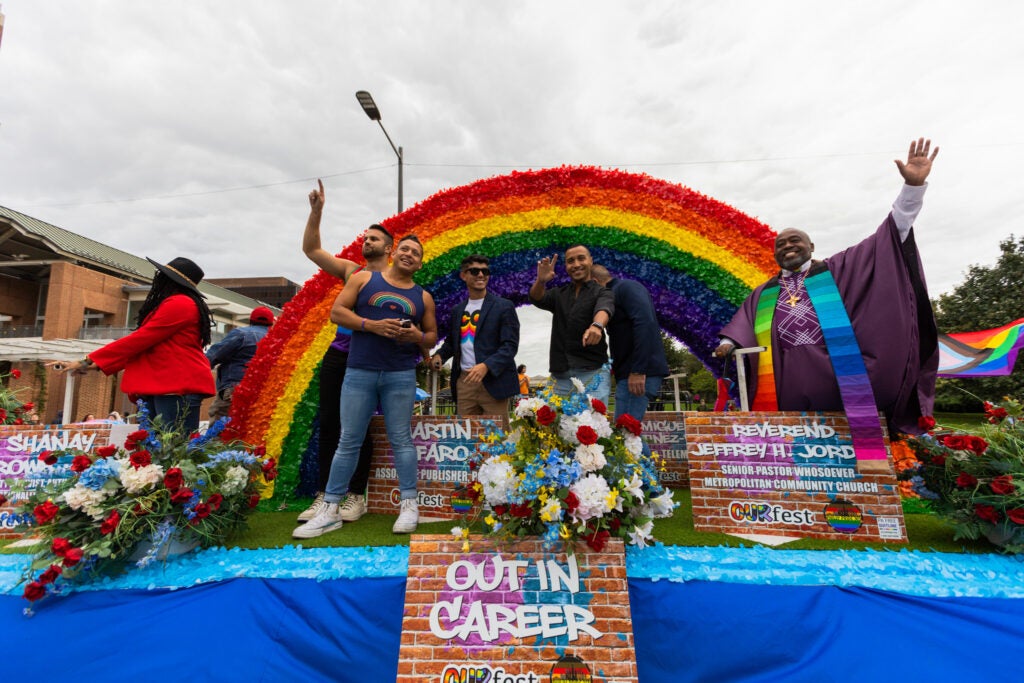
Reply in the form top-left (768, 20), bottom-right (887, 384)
top-left (720, 213), bottom-right (939, 435)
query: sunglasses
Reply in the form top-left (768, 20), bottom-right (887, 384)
top-left (464, 267), bottom-right (490, 276)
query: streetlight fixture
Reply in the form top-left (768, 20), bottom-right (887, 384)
top-left (356, 90), bottom-right (403, 213)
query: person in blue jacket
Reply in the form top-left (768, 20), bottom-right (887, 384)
top-left (431, 254), bottom-right (521, 427)
top-left (205, 306), bottom-right (274, 420)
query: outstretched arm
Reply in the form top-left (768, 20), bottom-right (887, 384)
top-left (302, 179), bottom-right (361, 281)
top-left (894, 137), bottom-right (938, 186)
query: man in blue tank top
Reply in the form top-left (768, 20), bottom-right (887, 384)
top-left (294, 235), bottom-right (438, 538)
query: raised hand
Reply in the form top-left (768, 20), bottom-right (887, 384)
top-left (309, 179), bottom-right (326, 212)
top-left (895, 138), bottom-right (939, 186)
top-left (536, 254), bottom-right (558, 283)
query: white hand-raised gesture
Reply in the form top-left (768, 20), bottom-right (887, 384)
top-left (895, 138), bottom-right (939, 187)
top-left (536, 254), bottom-right (558, 283)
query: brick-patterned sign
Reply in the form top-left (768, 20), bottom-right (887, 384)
top-left (0, 423), bottom-right (133, 539)
top-left (641, 411), bottom-right (688, 488)
top-left (400, 535), bottom-right (638, 683)
top-left (366, 415), bottom-right (495, 520)
top-left (685, 411), bottom-right (907, 543)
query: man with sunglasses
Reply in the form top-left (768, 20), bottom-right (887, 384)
top-left (431, 255), bottom-right (521, 425)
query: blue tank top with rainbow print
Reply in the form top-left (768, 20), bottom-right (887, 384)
top-left (347, 271), bottom-right (426, 371)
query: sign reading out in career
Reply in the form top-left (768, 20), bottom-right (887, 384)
top-left (684, 411), bottom-right (907, 543)
top-left (399, 535), bottom-right (638, 683)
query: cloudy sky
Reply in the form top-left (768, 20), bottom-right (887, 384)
top-left (1, 2), bottom-right (1021, 373)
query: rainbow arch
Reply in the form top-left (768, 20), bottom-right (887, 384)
top-left (226, 166), bottom-right (779, 495)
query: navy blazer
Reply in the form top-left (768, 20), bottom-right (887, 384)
top-left (437, 292), bottom-right (521, 402)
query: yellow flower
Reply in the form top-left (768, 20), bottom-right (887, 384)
top-left (485, 514), bottom-right (496, 527)
top-left (462, 541), bottom-right (471, 553)
top-left (559, 523), bottom-right (572, 539)
top-left (606, 489), bottom-right (619, 510)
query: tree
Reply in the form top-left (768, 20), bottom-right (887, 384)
top-left (660, 334), bottom-right (717, 406)
top-left (933, 235), bottom-right (1024, 412)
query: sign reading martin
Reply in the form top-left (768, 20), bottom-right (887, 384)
top-left (684, 411), bottom-right (907, 543)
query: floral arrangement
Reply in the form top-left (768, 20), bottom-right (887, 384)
top-left (900, 398), bottom-right (1024, 553)
top-left (1, 367), bottom-right (34, 425)
top-left (7, 404), bottom-right (275, 610)
top-left (451, 381), bottom-right (675, 553)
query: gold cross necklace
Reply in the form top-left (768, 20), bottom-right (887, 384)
top-left (779, 271), bottom-right (806, 307)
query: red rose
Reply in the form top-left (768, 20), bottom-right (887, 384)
top-left (188, 432), bottom-right (201, 440)
top-left (609, 517), bottom-right (622, 532)
top-left (0, 493), bottom-right (7, 507)
top-left (132, 503), bottom-right (150, 516)
top-left (100, 509), bottom-right (121, 535)
top-left (536, 406), bottom-right (556, 426)
top-left (33, 500), bottom-right (60, 525)
top-left (956, 472), bottom-right (978, 488)
top-left (968, 436), bottom-right (988, 455)
top-left (576, 425), bottom-right (598, 446)
top-left (931, 454), bottom-right (947, 467)
top-left (590, 398), bottom-right (607, 414)
top-left (96, 445), bottom-right (118, 459)
top-left (917, 415), bottom-right (936, 431)
top-left (23, 581), bottom-right (46, 602)
top-left (62, 547), bottom-right (84, 566)
top-left (0, 409), bottom-right (5, 421)
top-left (21, 401), bottom-right (33, 411)
top-left (248, 493), bottom-right (261, 508)
top-left (985, 402), bottom-right (1009, 424)
top-left (194, 503), bottom-right (211, 519)
top-left (129, 450), bottom-right (152, 469)
top-left (164, 468), bottom-right (184, 490)
top-left (942, 435), bottom-right (965, 450)
top-left (493, 504), bottom-right (508, 516)
top-left (585, 529), bottom-right (610, 552)
top-left (510, 503), bottom-right (532, 518)
top-left (70, 455), bottom-right (92, 473)
top-left (254, 445), bottom-right (266, 457)
top-left (1008, 508), bottom-right (1024, 525)
top-left (11, 369), bottom-right (21, 379)
top-left (207, 494), bottom-right (223, 511)
top-left (38, 450), bottom-right (58, 466)
top-left (13, 418), bottom-right (23, 425)
top-left (38, 565), bottom-right (63, 585)
top-left (261, 458), bottom-right (278, 481)
top-left (564, 491), bottom-right (580, 513)
top-left (615, 413), bottom-right (642, 436)
top-left (991, 475), bottom-right (1015, 496)
top-left (975, 504), bottom-right (1001, 524)
top-left (127, 429), bottom-right (149, 442)
top-left (171, 488), bottom-right (194, 504)
top-left (51, 537), bottom-right (71, 557)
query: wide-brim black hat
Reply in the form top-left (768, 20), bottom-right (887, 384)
top-left (147, 256), bottom-right (205, 296)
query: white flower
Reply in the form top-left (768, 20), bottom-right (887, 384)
top-left (221, 465), bottom-right (250, 496)
top-left (476, 458), bottom-right (517, 506)
top-left (644, 490), bottom-right (677, 519)
top-left (119, 462), bottom-right (165, 494)
top-left (570, 377), bottom-right (587, 394)
top-left (618, 473), bottom-right (645, 504)
top-left (574, 443), bottom-right (607, 473)
top-left (539, 497), bottom-right (563, 523)
top-left (570, 473), bottom-right (612, 522)
top-left (559, 410), bottom-right (612, 444)
top-left (623, 433), bottom-right (644, 456)
top-left (514, 398), bottom-right (547, 419)
top-left (63, 485), bottom-right (112, 519)
top-left (628, 520), bottom-right (655, 547)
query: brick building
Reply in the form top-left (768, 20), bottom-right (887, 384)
top-left (0, 205), bottom-right (280, 424)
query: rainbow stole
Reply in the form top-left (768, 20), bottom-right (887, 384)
top-left (751, 268), bottom-right (887, 468)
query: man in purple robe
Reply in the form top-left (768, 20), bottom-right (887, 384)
top-left (714, 138), bottom-right (940, 436)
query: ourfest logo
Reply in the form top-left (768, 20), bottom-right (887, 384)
top-left (728, 500), bottom-right (816, 526)
top-left (389, 488), bottom-right (447, 508)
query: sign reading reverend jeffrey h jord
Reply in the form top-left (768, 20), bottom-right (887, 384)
top-left (684, 411), bottom-right (907, 543)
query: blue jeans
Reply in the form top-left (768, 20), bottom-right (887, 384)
top-left (614, 375), bottom-right (664, 422)
top-left (324, 368), bottom-right (419, 503)
top-left (552, 366), bottom-right (611, 406)
top-left (141, 394), bottom-right (203, 432)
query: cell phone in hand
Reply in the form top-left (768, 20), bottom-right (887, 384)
top-left (400, 319), bottom-right (412, 328)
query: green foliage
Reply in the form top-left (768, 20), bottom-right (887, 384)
top-left (933, 235), bottom-right (1024, 412)
top-left (661, 334), bottom-right (717, 403)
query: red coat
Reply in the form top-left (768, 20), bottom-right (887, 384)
top-left (89, 294), bottom-right (216, 398)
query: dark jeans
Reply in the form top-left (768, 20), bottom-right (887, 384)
top-left (317, 347), bottom-right (374, 494)
top-left (141, 394), bottom-right (204, 432)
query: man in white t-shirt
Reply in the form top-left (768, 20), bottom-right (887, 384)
top-left (431, 255), bottom-right (521, 426)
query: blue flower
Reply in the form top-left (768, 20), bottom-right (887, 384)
top-left (79, 458), bottom-right (121, 490)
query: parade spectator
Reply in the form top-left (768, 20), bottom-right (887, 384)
top-left (294, 235), bottom-right (437, 538)
top-left (529, 245), bottom-right (613, 404)
top-left (107, 411), bottom-right (123, 422)
top-left (206, 306), bottom-right (275, 421)
top-left (431, 255), bottom-right (520, 427)
top-left (51, 257), bottom-right (215, 431)
top-left (715, 138), bottom-right (940, 435)
top-left (517, 364), bottom-right (530, 399)
top-left (295, 180), bottom-right (391, 525)
top-left (592, 265), bottom-right (669, 422)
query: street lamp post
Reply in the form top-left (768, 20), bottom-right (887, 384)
top-left (355, 90), bottom-right (403, 213)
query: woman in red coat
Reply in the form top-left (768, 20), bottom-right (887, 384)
top-left (56, 257), bottom-right (215, 431)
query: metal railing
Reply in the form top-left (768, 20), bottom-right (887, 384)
top-left (0, 324), bottom-right (44, 338)
top-left (77, 326), bottom-right (226, 344)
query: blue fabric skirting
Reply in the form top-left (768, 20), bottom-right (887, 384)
top-left (3, 546), bottom-right (1024, 682)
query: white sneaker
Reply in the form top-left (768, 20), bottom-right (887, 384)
top-left (292, 503), bottom-right (343, 539)
top-left (296, 492), bottom-right (326, 522)
top-left (340, 493), bottom-right (367, 522)
top-left (392, 498), bottom-right (419, 534)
